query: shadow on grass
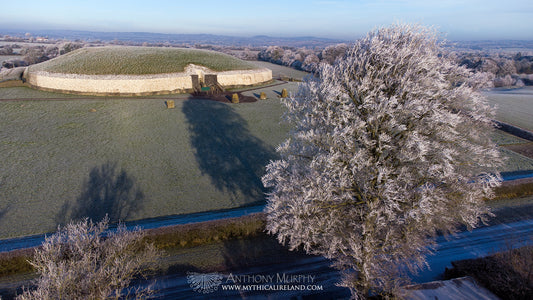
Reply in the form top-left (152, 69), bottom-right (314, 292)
top-left (164, 263), bottom-right (204, 275)
top-left (56, 162), bottom-right (144, 225)
top-left (0, 205), bottom-right (10, 221)
top-left (182, 98), bottom-right (276, 204)
top-left (221, 234), bottom-right (296, 271)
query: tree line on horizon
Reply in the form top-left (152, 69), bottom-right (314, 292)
top-left (2, 36), bottom-right (533, 89)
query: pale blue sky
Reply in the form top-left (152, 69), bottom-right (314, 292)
top-left (1, 0), bottom-right (532, 40)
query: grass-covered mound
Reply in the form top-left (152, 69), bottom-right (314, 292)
top-left (28, 46), bottom-right (260, 75)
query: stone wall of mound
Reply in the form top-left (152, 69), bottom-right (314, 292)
top-left (215, 69), bottom-right (273, 87)
top-left (24, 71), bottom-right (193, 96)
top-left (24, 67), bottom-right (272, 96)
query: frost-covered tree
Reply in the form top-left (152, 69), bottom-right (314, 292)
top-left (17, 217), bottom-right (159, 300)
top-left (321, 43), bottom-right (349, 64)
top-left (262, 24), bottom-right (502, 298)
top-left (494, 74), bottom-right (515, 87)
top-left (302, 53), bottom-right (320, 71)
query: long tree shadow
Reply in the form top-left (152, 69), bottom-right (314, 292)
top-left (0, 205), bottom-right (10, 229)
top-left (0, 205), bottom-right (10, 221)
top-left (182, 98), bottom-right (276, 204)
top-left (56, 162), bottom-right (144, 224)
top-left (219, 235), bottom-right (351, 298)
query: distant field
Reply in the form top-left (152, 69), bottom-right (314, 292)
top-left (0, 42), bottom-right (50, 47)
top-left (484, 87), bottom-right (533, 132)
top-left (489, 129), bottom-right (533, 168)
top-left (28, 47), bottom-right (260, 75)
top-left (0, 55), bottom-right (22, 64)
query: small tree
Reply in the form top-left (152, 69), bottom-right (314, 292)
top-left (21, 46), bottom-right (46, 65)
top-left (59, 42), bottom-right (83, 55)
top-left (17, 217), bottom-right (159, 300)
top-left (262, 24), bottom-right (502, 298)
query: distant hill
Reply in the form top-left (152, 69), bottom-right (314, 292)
top-left (0, 29), bottom-right (348, 48)
top-left (2, 28), bottom-right (532, 51)
top-left (447, 40), bottom-right (533, 53)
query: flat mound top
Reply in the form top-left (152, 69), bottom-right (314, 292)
top-left (28, 46), bottom-right (260, 75)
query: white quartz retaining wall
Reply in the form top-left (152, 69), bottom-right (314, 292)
top-left (25, 66), bottom-right (272, 95)
top-left (216, 69), bottom-right (272, 87)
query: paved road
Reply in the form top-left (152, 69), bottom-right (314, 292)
top-left (0, 205), bottom-right (264, 252)
top-left (139, 218), bottom-right (533, 299)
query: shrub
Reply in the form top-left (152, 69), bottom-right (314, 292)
top-left (17, 217), bottom-right (159, 300)
top-left (0, 249), bottom-right (34, 277)
top-left (493, 181), bottom-right (533, 200)
top-left (445, 244), bottom-right (533, 299)
top-left (144, 213), bottom-right (266, 250)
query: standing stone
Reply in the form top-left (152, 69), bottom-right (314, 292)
top-left (232, 93), bottom-right (239, 103)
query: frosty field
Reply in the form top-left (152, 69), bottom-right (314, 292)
top-left (0, 84), bottom-right (532, 239)
top-left (0, 55), bottom-right (21, 64)
top-left (0, 85), bottom-right (295, 238)
top-left (485, 87), bottom-right (533, 132)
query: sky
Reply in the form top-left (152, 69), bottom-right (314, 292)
top-left (1, 0), bottom-right (532, 40)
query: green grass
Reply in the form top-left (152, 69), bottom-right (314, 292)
top-left (28, 46), bottom-right (260, 75)
top-left (500, 148), bottom-right (533, 172)
top-left (0, 86), bottom-right (290, 238)
top-left (491, 129), bottom-right (531, 146)
top-left (484, 87), bottom-right (533, 132)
